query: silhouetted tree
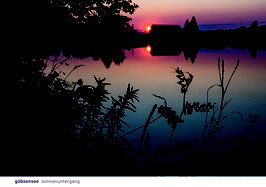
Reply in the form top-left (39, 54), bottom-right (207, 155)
top-left (183, 19), bottom-right (191, 32)
top-left (190, 16), bottom-right (199, 32)
top-left (12, 0), bottom-right (139, 36)
top-left (51, 0), bottom-right (139, 25)
top-left (249, 20), bottom-right (258, 31)
top-left (183, 16), bottom-right (199, 32)
top-left (13, 0), bottom-right (69, 28)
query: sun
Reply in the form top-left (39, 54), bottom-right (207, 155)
top-left (147, 26), bottom-right (151, 32)
top-left (146, 45), bottom-right (151, 52)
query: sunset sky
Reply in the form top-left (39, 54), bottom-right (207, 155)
top-left (130, 0), bottom-right (266, 30)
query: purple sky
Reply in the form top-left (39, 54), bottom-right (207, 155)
top-left (128, 0), bottom-right (266, 31)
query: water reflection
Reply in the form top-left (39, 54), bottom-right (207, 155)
top-left (62, 47), bottom-right (266, 150)
top-left (148, 45), bottom-right (260, 63)
top-left (60, 42), bottom-right (263, 68)
top-left (8, 42), bottom-right (266, 175)
top-left (62, 45), bottom-right (128, 69)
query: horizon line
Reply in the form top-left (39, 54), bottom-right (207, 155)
top-left (135, 20), bottom-right (266, 32)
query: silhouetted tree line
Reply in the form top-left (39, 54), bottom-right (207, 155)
top-left (201, 20), bottom-right (266, 58)
top-left (12, 0), bottom-right (138, 28)
top-left (9, 0), bottom-right (142, 69)
top-left (149, 17), bottom-right (266, 61)
top-left (10, 3), bottom-right (265, 64)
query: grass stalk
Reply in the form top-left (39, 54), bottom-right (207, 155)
top-left (137, 104), bottom-right (157, 154)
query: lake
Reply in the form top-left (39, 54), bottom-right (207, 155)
top-left (54, 47), bottom-right (266, 151)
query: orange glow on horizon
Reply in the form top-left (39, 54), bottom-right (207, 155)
top-left (147, 26), bottom-right (151, 32)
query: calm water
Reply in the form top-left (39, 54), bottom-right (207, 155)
top-left (57, 47), bottom-right (266, 150)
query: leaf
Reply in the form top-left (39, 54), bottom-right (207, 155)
top-left (152, 94), bottom-right (167, 106)
top-left (120, 119), bottom-right (130, 128)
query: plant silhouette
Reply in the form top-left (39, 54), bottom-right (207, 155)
top-left (200, 57), bottom-right (243, 151)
